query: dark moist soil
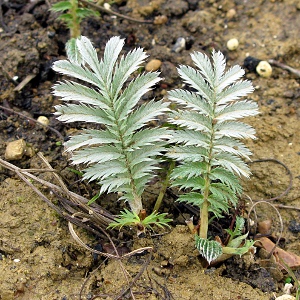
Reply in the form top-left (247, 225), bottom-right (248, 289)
top-left (0, 0), bottom-right (300, 299)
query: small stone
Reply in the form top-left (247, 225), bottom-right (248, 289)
top-left (227, 38), bottom-right (239, 51)
top-left (244, 56), bottom-right (261, 72)
top-left (288, 220), bottom-right (300, 233)
top-left (154, 15), bottom-right (168, 25)
top-left (37, 116), bottom-right (50, 126)
top-left (256, 61), bottom-right (272, 78)
top-left (258, 219), bottom-right (272, 235)
top-left (275, 295), bottom-right (295, 300)
top-left (226, 8), bottom-right (237, 19)
top-left (37, 42), bottom-right (47, 49)
top-left (103, 3), bottom-right (111, 10)
top-left (283, 283), bottom-right (293, 295)
top-left (145, 59), bottom-right (162, 71)
top-left (172, 37), bottom-right (186, 53)
top-left (5, 139), bottom-right (27, 161)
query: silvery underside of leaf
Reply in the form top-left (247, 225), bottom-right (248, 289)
top-left (52, 36), bottom-right (170, 212)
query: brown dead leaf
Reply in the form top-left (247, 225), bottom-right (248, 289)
top-left (255, 237), bottom-right (300, 270)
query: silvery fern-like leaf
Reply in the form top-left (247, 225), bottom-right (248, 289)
top-left (195, 236), bottom-right (223, 264)
top-left (53, 81), bottom-right (111, 109)
top-left (169, 130), bottom-right (209, 147)
top-left (217, 65), bottom-right (245, 91)
top-left (66, 38), bottom-right (82, 65)
top-left (178, 66), bottom-right (213, 102)
top-left (212, 152), bottom-right (251, 178)
top-left (168, 111), bottom-right (212, 132)
top-left (215, 100), bottom-right (259, 122)
top-left (55, 104), bottom-right (115, 125)
top-left (115, 73), bottom-right (161, 120)
top-left (214, 121), bottom-right (256, 139)
top-left (168, 146), bottom-right (208, 162)
top-left (64, 130), bottom-right (120, 152)
top-left (52, 36), bottom-right (170, 214)
top-left (168, 50), bottom-right (258, 248)
top-left (216, 80), bottom-right (254, 105)
top-left (168, 89), bottom-right (212, 116)
top-left (191, 51), bottom-right (215, 86)
top-left (212, 50), bottom-right (226, 86)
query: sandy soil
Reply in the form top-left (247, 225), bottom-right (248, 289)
top-left (0, 0), bottom-right (300, 299)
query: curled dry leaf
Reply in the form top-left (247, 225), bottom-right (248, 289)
top-left (255, 236), bottom-right (300, 270)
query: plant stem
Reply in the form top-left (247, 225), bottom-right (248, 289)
top-left (70, 0), bottom-right (80, 38)
top-left (110, 99), bottom-right (143, 215)
top-left (199, 171), bottom-right (210, 239)
top-left (153, 160), bottom-right (175, 213)
top-left (199, 94), bottom-right (216, 239)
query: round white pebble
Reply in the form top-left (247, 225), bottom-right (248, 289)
top-left (275, 295), bottom-right (295, 300)
top-left (37, 116), bottom-right (50, 126)
top-left (256, 61), bottom-right (272, 78)
top-left (227, 38), bottom-right (239, 51)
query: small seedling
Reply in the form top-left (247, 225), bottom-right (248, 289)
top-left (167, 50), bottom-right (259, 263)
top-left (52, 36), bottom-right (171, 233)
top-left (50, 0), bottom-right (98, 39)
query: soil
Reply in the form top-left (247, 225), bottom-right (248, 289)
top-left (0, 0), bottom-right (300, 299)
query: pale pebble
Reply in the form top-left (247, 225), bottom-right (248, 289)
top-left (145, 59), bottom-right (162, 71)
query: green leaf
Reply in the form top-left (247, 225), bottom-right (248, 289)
top-left (212, 137), bottom-right (252, 159)
top-left (177, 192), bottom-right (204, 207)
top-left (226, 216), bottom-right (245, 244)
top-left (57, 13), bottom-right (73, 22)
top-left (171, 162), bottom-right (206, 180)
top-left (209, 167), bottom-right (242, 194)
top-left (50, 1), bottom-right (72, 12)
top-left (223, 238), bottom-right (255, 256)
top-left (75, 8), bottom-right (95, 18)
top-left (191, 51), bottom-right (215, 86)
top-left (216, 80), bottom-right (254, 105)
top-left (217, 65), bottom-right (245, 91)
top-left (64, 130), bottom-right (120, 152)
top-left (214, 121), bottom-right (256, 139)
top-left (211, 50), bottom-right (226, 87)
top-left (53, 59), bottom-right (104, 88)
top-left (112, 47), bottom-right (148, 99)
top-left (108, 209), bottom-right (172, 231)
top-left (172, 176), bottom-right (205, 191)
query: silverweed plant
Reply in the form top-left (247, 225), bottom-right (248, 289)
top-left (52, 36), bottom-right (171, 233)
top-left (167, 50), bottom-right (259, 263)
